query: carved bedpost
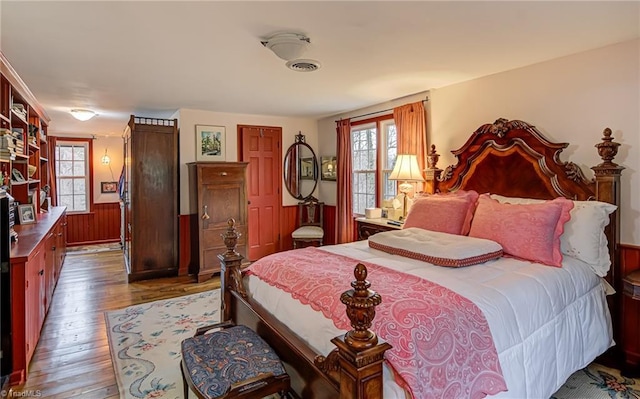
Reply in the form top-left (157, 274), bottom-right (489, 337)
top-left (217, 218), bottom-right (247, 322)
top-left (592, 128), bottom-right (624, 290)
top-left (592, 128), bottom-right (624, 351)
top-left (424, 144), bottom-right (442, 194)
top-left (316, 264), bottom-right (392, 399)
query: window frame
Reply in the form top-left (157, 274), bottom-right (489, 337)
top-left (350, 114), bottom-right (396, 216)
top-left (54, 137), bottom-right (94, 214)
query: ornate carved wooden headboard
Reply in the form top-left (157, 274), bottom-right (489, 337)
top-left (425, 118), bottom-right (624, 349)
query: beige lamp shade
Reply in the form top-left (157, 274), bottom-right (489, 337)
top-left (389, 154), bottom-right (424, 192)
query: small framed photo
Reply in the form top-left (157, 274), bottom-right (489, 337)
top-left (101, 181), bottom-right (118, 193)
top-left (196, 125), bottom-right (226, 161)
top-left (321, 156), bottom-right (337, 181)
top-left (18, 204), bottom-right (36, 225)
top-left (299, 157), bottom-right (315, 180)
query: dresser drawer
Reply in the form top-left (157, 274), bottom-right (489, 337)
top-left (200, 165), bottom-right (245, 183)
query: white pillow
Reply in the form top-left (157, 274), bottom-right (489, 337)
top-left (490, 194), bottom-right (617, 276)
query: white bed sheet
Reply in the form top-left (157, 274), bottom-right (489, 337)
top-left (246, 241), bottom-right (613, 398)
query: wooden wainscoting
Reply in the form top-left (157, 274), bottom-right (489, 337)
top-left (621, 244), bottom-right (640, 369)
top-left (65, 202), bottom-right (121, 246)
top-left (279, 204), bottom-right (337, 251)
top-left (323, 205), bottom-right (336, 245)
top-left (178, 204), bottom-right (338, 275)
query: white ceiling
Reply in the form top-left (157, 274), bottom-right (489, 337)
top-left (1, 1), bottom-right (638, 137)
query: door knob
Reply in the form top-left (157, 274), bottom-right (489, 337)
top-left (201, 205), bottom-right (211, 220)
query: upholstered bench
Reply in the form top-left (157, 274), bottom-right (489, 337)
top-left (181, 322), bottom-right (291, 399)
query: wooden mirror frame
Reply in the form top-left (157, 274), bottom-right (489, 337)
top-left (283, 131), bottom-right (319, 200)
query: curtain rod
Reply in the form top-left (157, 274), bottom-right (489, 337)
top-left (335, 97), bottom-right (429, 123)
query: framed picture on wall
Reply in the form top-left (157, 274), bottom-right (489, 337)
top-left (321, 156), bottom-right (337, 181)
top-left (101, 181), bottom-right (118, 193)
top-left (196, 125), bottom-right (226, 161)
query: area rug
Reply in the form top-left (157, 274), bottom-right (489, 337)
top-left (106, 289), bottom-right (639, 399)
top-left (552, 362), bottom-right (640, 399)
top-left (105, 290), bottom-right (220, 399)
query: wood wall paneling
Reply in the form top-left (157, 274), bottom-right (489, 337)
top-left (323, 205), bottom-right (336, 246)
top-left (179, 204), bottom-right (337, 268)
top-left (279, 204), bottom-right (336, 251)
top-left (279, 205), bottom-right (297, 252)
top-left (621, 244), bottom-right (640, 369)
top-left (65, 202), bottom-right (121, 246)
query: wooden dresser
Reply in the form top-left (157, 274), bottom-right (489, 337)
top-left (188, 162), bottom-right (248, 282)
top-left (8, 206), bottom-right (66, 385)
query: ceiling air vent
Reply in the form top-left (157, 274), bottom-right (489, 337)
top-left (286, 59), bottom-right (321, 72)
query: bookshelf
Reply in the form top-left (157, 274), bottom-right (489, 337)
top-left (0, 52), bottom-right (50, 214)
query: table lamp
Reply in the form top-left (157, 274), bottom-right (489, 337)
top-left (388, 154), bottom-right (425, 218)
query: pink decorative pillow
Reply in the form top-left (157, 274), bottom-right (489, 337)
top-left (404, 190), bottom-right (479, 235)
top-left (468, 194), bottom-right (574, 267)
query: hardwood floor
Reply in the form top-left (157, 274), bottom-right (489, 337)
top-left (12, 248), bottom-right (220, 399)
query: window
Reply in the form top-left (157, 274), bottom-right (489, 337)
top-left (55, 140), bottom-right (91, 212)
top-left (351, 116), bottom-right (397, 215)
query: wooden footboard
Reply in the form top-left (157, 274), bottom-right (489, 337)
top-left (218, 219), bottom-right (391, 399)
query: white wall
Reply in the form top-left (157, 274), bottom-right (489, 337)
top-left (176, 108), bottom-right (318, 214)
top-left (318, 39), bottom-right (639, 245)
top-left (93, 136), bottom-right (123, 204)
top-left (430, 39), bottom-right (639, 245)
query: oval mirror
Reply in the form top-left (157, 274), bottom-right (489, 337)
top-left (283, 132), bottom-right (319, 200)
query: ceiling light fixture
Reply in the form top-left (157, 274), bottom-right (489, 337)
top-left (70, 109), bottom-right (96, 121)
top-left (261, 32), bottom-right (310, 61)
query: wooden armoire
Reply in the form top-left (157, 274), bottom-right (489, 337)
top-left (122, 116), bottom-right (179, 282)
top-left (187, 162), bottom-right (248, 282)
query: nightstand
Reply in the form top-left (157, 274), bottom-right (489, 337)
top-left (622, 270), bottom-right (640, 377)
top-left (355, 217), bottom-right (402, 241)
top-left (624, 271), bottom-right (640, 300)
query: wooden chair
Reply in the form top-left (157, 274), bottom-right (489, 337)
top-left (292, 196), bottom-right (324, 249)
top-left (181, 321), bottom-right (291, 399)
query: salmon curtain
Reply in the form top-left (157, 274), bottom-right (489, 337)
top-left (336, 118), bottom-right (354, 243)
top-left (393, 101), bottom-right (427, 193)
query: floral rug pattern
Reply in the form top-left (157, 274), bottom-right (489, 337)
top-left (105, 290), bottom-right (220, 399)
top-left (105, 288), bottom-right (640, 399)
top-left (553, 363), bottom-right (640, 399)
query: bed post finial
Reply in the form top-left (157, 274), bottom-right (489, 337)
top-left (342, 263), bottom-right (381, 349)
top-left (317, 264), bottom-right (392, 399)
top-left (595, 128), bottom-right (621, 167)
top-left (218, 218), bottom-right (247, 321)
top-left (424, 144), bottom-right (442, 194)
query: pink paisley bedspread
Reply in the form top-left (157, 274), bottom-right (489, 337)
top-left (245, 247), bottom-right (507, 399)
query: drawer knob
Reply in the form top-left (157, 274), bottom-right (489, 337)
top-left (220, 172), bottom-right (228, 176)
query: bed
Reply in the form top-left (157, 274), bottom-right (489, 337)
top-left (218, 118), bottom-right (624, 399)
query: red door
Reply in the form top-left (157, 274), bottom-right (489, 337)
top-left (240, 126), bottom-right (282, 261)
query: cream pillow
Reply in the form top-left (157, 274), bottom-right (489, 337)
top-left (490, 194), bottom-right (617, 276)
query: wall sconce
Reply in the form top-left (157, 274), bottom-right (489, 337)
top-left (101, 148), bottom-right (111, 165)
